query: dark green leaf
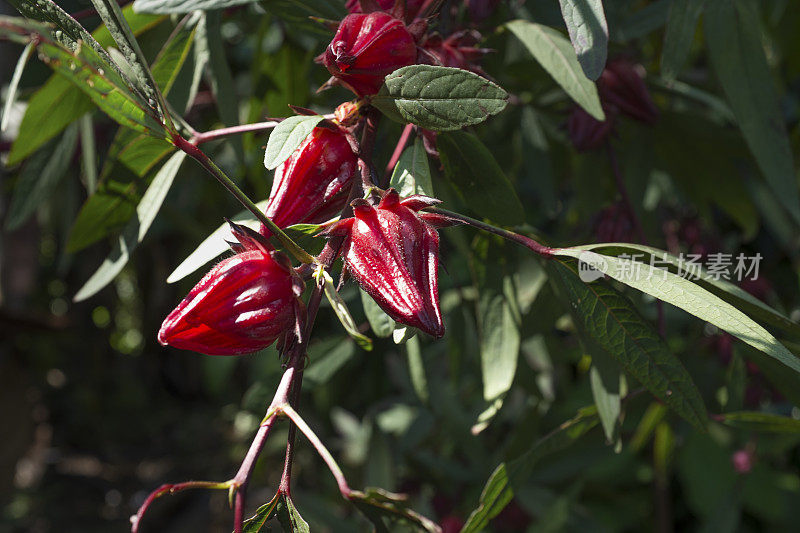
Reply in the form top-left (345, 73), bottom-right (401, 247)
top-left (78, 114), bottom-right (98, 194)
top-left (276, 495), bottom-right (310, 533)
top-left (614, 0), bottom-right (670, 41)
top-left (506, 20), bottom-right (604, 120)
top-left (349, 488), bottom-right (440, 533)
top-left (5, 124), bottom-right (79, 230)
top-left (389, 137), bottom-right (433, 197)
top-left (462, 407), bottom-right (598, 533)
top-left (554, 248), bottom-right (800, 375)
top-left (263, 115), bottom-right (324, 170)
top-left (304, 338), bottom-right (356, 385)
top-left (661, 0), bottom-right (705, 82)
top-left (557, 0), bottom-right (608, 81)
top-left (718, 412), bottom-right (800, 434)
top-left (74, 151), bottom-right (186, 301)
top-left (371, 65), bottom-right (508, 131)
top-left (437, 130), bottom-right (524, 226)
top-left (705, 0), bottom-right (800, 225)
top-left (361, 289), bottom-right (395, 338)
top-left (479, 274), bottom-right (521, 402)
top-left (241, 493), bottom-right (280, 533)
top-left (405, 336), bottom-right (429, 404)
top-left (548, 259), bottom-right (707, 430)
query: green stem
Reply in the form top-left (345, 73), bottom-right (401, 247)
top-left (173, 135), bottom-right (315, 265)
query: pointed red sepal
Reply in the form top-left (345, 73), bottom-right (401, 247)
top-left (227, 219), bottom-right (274, 254)
top-left (399, 194), bottom-right (441, 211)
top-left (419, 212), bottom-right (461, 228)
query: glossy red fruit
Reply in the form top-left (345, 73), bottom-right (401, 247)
top-left (598, 59), bottom-right (658, 124)
top-left (323, 12), bottom-right (417, 96)
top-left (158, 224), bottom-right (303, 356)
top-left (262, 126), bottom-right (357, 236)
top-left (567, 105), bottom-right (616, 152)
top-left (329, 190), bottom-right (449, 338)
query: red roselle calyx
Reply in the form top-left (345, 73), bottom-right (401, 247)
top-left (567, 106), bottom-right (616, 152)
top-left (327, 189), bottom-right (454, 338)
top-left (421, 30), bottom-right (490, 75)
top-left (598, 58), bottom-right (658, 124)
top-left (322, 12), bottom-right (418, 96)
top-left (261, 126), bottom-right (358, 237)
top-left (158, 223), bottom-right (304, 356)
top-left (346, 0), bottom-right (426, 23)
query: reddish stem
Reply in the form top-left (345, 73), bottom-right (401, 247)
top-left (71, 0), bottom-right (132, 20)
top-left (131, 481), bottom-right (230, 533)
top-left (383, 123), bottom-right (414, 182)
top-left (191, 121), bottom-right (280, 145)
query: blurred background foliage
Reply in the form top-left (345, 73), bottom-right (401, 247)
top-left (3, 0), bottom-right (800, 531)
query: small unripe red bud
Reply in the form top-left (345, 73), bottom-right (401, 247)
top-left (262, 126), bottom-right (357, 236)
top-left (323, 12), bottom-right (417, 96)
top-left (731, 449), bottom-right (754, 474)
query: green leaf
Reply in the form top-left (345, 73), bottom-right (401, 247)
top-left (505, 20), bottom-right (604, 120)
top-left (557, 0), bottom-right (608, 81)
top-left (241, 493), bottom-right (280, 533)
top-left (74, 151), bottom-right (186, 302)
top-left (462, 407), bottom-right (598, 533)
top-left (389, 137), bottom-right (433, 197)
top-left (371, 65), bottom-right (508, 131)
top-left (589, 349), bottom-right (624, 447)
top-left (479, 275), bottom-right (521, 402)
top-left (276, 495), bottom-right (310, 533)
top-left (718, 412), bottom-right (800, 434)
top-left (135, 0), bottom-right (258, 14)
top-left (315, 268), bottom-right (373, 351)
top-left (360, 289), bottom-right (395, 338)
top-left (89, 0), bottom-right (163, 113)
top-left (548, 259), bottom-right (707, 430)
top-left (570, 243), bottom-right (800, 338)
top-left (78, 114), bottom-right (98, 194)
top-left (405, 336), bottom-right (429, 404)
top-left (166, 200), bottom-right (268, 283)
top-left (1, 41), bottom-right (33, 132)
top-left (349, 488), bottom-right (440, 533)
top-left (304, 338), bottom-right (356, 385)
top-left (4, 7), bottom-right (163, 165)
top-left (660, 0), bottom-right (705, 82)
top-left (263, 115), bottom-right (324, 170)
top-left (38, 39), bottom-right (166, 136)
top-left (614, 0), bottom-right (670, 41)
top-left (553, 248), bottom-right (800, 375)
top-left (437, 131), bottom-right (524, 226)
top-left (705, 0), bottom-right (800, 225)
top-left (5, 124), bottom-right (79, 230)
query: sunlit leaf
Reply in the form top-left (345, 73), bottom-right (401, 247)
top-left (557, 0), bottom-right (608, 81)
top-left (263, 114), bottom-right (324, 170)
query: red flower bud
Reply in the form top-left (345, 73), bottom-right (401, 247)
top-left (262, 126), bottom-right (357, 236)
top-left (421, 30), bottom-right (490, 74)
top-left (598, 59), bottom-right (658, 124)
top-left (159, 224), bottom-right (303, 356)
top-left (328, 190), bottom-right (447, 338)
top-left (567, 106), bottom-right (615, 152)
top-left (323, 12), bottom-right (418, 96)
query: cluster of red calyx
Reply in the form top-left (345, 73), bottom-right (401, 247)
top-left (159, 0), bottom-right (490, 356)
top-left (568, 58), bottom-right (659, 152)
top-left (158, 223), bottom-right (304, 355)
top-left (327, 189), bottom-right (454, 338)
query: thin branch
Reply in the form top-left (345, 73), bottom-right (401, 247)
top-left (429, 207), bottom-right (554, 257)
top-left (172, 134), bottom-right (315, 265)
top-left (191, 121), bottom-right (280, 145)
top-left (131, 480), bottom-right (231, 533)
top-left (280, 405), bottom-right (352, 498)
top-left (358, 111), bottom-right (380, 191)
top-left (383, 123), bottom-right (414, 183)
